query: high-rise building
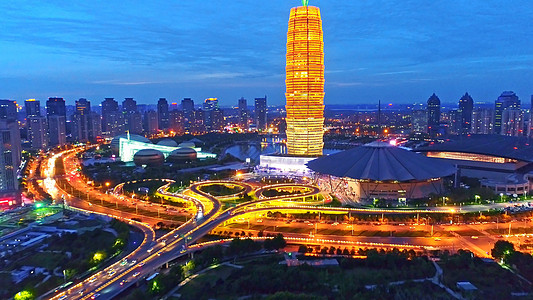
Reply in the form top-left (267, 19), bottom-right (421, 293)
top-left (458, 92), bottom-right (474, 134)
top-left (157, 98), bottom-right (169, 130)
top-left (471, 108), bottom-right (493, 134)
top-left (0, 118), bottom-right (21, 204)
top-left (212, 108), bottom-right (225, 131)
top-left (88, 112), bottom-right (102, 141)
top-left (255, 96), bottom-right (267, 132)
top-left (427, 93), bottom-right (441, 136)
top-left (285, 2), bottom-right (324, 156)
top-left (72, 98), bottom-right (92, 142)
top-left (203, 98), bottom-right (218, 111)
top-left (203, 98), bottom-right (218, 130)
top-left (169, 110), bottom-right (184, 134)
top-left (411, 109), bottom-right (428, 133)
top-left (494, 91), bottom-right (520, 135)
top-left (0, 100), bottom-right (17, 122)
top-left (143, 110), bottom-right (159, 135)
top-left (127, 111), bottom-right (143, 135)
top-left (46, 97), bottom-right (66, 117)
top-left (502, 108), bottom-right (524, 136)
top-left (181, 98), bottom-right (195, 131)
top-left (528, 95), bottom-right (533, 138)
top-left (46, 97), bottom-right (66, 146)
top-left (76, 98), bottom-right (91, 115)
top-left (25, 99), bottom-right (41, 117)
top-left (447, 109), bottom-right (461, 135)
top-left (25, 99), bottom-right (47, 149)
top-left (238, 97), bottom-right (248, 129)
top-left (27, 117), bottom-right (48, 149)
top-left (101, 98), bottom-right (124, 136)
top-left (122, 98), bottom-right (137, 114)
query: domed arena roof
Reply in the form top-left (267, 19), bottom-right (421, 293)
top-left (168, 147), bottom-right (197, 162)
top-left (133, 149), bottom-right (165, 166)
top-left (156, 139), bottom-right (178, 147)
top-left (307, 141), bottom-right (455, 181)
top-left (111, 134), bottom-right (151, 154)
top-left (178, 141), bottom-right (196, 148)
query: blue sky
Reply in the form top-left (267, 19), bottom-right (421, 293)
top-left (1, 0), bottom-right (533, 106)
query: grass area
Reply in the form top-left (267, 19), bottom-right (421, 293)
top-left (179, 253), bottom-right (436, 300)
top-left (453, 229), bottom-right (482, 236)
top-left (486, 227), bottom-right (533, 235)
top-left (440, 251), bottom-right (532, 299)
top-left (199, 184), bottom-right (245, 197)
top-left (13, 252), bottom-right (66, 270)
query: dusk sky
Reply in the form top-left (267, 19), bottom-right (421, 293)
top-left (1, 1), bottom-right (533, 106)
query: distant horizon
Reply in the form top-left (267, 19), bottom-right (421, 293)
top-left (2, 1), bottom-right (533, 106)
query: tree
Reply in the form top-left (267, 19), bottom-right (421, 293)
top-left (491, 240), bottom-right (515, 262)
top-left (272, 233), bottom-right (287, 250)
top-left (298, 245), bottom-right (308, 254)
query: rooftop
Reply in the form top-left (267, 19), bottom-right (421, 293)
top-left (307, 141), bottom-right (455, 181)
top-left (417, 135), bottom-right (533, 163)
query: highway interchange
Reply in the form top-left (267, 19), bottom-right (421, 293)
top-left (36, 145), bottom-right (532, 300)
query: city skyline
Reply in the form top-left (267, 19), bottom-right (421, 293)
top-left (1, 1), bottom-right (533, 105)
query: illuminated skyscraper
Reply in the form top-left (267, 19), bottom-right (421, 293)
top-left (285, 1), bottom-right (324, 156)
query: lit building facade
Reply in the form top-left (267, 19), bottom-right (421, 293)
top-left (117, 137), bottom-right (215, 162)
top-left (285, 2), bottom-right (325, 156)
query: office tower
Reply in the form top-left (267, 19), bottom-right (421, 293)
top-left (471, 108), bottom-right (493, 134)
top-left (122, 98), bottom-right (137, 114)
top-left (143, 110), bottom-right (159, 135)
top-left (157, 98), bottom-right (169, 130)
top-left (169, 110), bottom-right (184, 134)
top-left (255, 96), bottom-right (267, 132)
top-left (71, 98), bottom-right (92, 142)
top-left (458, 92), bottom-right (474, 134)
top-left (46, 97), bottom-right (67, 146)
top-left (427, 93), bottom-right (441, 136)
top-left (238, 97), bottom-right (248, 129)
top-left (494, 91), bottom-right (520, 135)
top-left (181, 98), bottom-right (195, 131)
top-left (502, 108), bottom-right (524, 136)
top-left (25, 99), bottom-right (41, 117)
top-left (285, 2), bottom-right (324, 156)
top-left (411, 109), bottom-right (428, 133)
top-left (0, 118), bottom-right (21, 203)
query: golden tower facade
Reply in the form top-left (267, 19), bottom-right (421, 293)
top-left (285, 4), bottom-right (325, 156)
